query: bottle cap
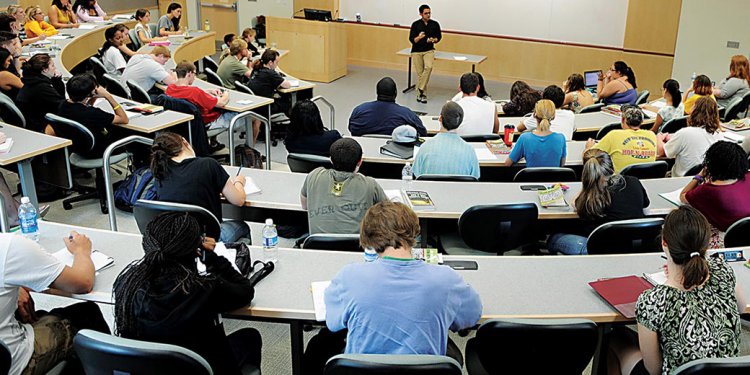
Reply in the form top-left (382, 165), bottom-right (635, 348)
top-left (265, 218), bottom-right (273, 225)
top-left (21, 197), bottom-right (29, 204)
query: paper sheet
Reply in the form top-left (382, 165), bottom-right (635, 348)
top-left (453, 56), bottom-right (468, 61)
top-left (196, 242), bottom-right (240, 274)
top-left (125, 111), bottom-right (142, 120)
top-left (384, 189), bottom-right (405, 204)
top-left (52, 249), bottom-right (114, 271)
top-left (288, 79), bottom-right (301, 87)
top-left (237, 99), bottom-right (254, 105)
top-left (474, 147), bottom-right (497, 161)
top-left (78, 24), bottom-right (97, 29)
top-left (650, 100), bottom-right (667, 108)
top-left (723, 131), bottom-right (745, 143)
top-left (642, 110), bottom-right (657, 119)
top-left (0, 138), bottom-right (13, 153)
top-left (244, 177), bottom-right (261, 195)
top-left (659, 188), bottom-right (683, 207)
top-left (311, 281), bottom-right (331, 321)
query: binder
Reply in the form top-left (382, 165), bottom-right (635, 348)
top-left (380, 141), bottom-right (414, 159)
top-left (589, 275), bottom-right (654, 318)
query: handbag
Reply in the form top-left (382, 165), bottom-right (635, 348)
top-left (223, 242), bottom-right (253, 277)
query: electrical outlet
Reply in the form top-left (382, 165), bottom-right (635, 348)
top-left (726, 41), bottom-right (740, 49)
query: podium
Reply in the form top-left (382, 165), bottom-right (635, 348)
top-left (267, 17), bottom-right (347, 83)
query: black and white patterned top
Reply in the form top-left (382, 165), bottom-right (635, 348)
top-left (636, 257), bottom-right (741, 375)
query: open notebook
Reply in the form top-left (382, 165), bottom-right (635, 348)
top-left (52, 249), bottom-right (114, 272)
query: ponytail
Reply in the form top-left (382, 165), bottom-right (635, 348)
top-left (21, 53), bottom-right (51, 75)
top-left (533, 99), bottom-right (556, 132)
top-left (663, 79), bottom-right (681, 108)
top-left (150, 132), bottom-right (184, 180)
top-left (575, 149), bottom-right (617, 220)
top-left (662, 205), bottom-right (711, 290)
top-left (101, 26), bottom-right (117, 58)
top-left (253, 49), bottom-right (279, 70)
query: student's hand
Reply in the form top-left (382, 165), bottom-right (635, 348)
top-left (71, 23), bottom-right (79, 28)
top-left (234, 175), bottom-right (246, 187)
top-left (94, 86), bottom-right (111, 98)
top-left (418, 32), bottom-right (425, 39)
top-left (597, 71), bottom-right (604, 81)
top-left (698, 167), bottom-right (707, 178)
top-left (39, 33), bottom-right (47, 41)
top-left (64, 231), bottom-right (92, 256)
top-left (585, 138), bottom-right (596, 149)
top-left (201, 236), bottom-right (216, 251)
top-left (17, 287), bottom-right (38, 324)
top-left (657, 133), bottom-right (669, 143)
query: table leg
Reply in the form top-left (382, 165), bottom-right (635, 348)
top-left (591, 323), bottom-right (609, 375)
top-left (17, 160), bottom-right (38, 208)
top-left (265, 105), bottom-right (272, 170)
top-left (290, 320), bottom-right (304, 375)
top-left (291, 92), bottom-right (298, 108)
top-left (403, 56), bottom-right (416, 94)
top-left (472, 63), bottom-right (476, 73)
top-left (419, 218), bottom-right (429, 248)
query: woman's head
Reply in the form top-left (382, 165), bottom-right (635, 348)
top-left (0, 48), bottom-right (11, 70)
top-left (8, 5), bottom-right (25, 22)
top-left (662, 206), bottom-right (710, 290)
top-left (611, 61), bottom-right (637, 88)
top-left (692, 74), bottom-right (712, 95)
top-left (167, 2), bottom-right (182, 17)
top-left (533, 99), bottom-right (555, 132)
top-left (728, 55), bottom-right (750, 85)
top-left (703, 141), bottom-right (748, 182)
top-left (360, 201), bottom-right (420, 253)
top-left (21, 53), bottom-right (52, 75)
top-left (150, 132), bottom-right (191, 180)
top-left (135, 8), bottom-right (150, 23)
top-left (25, 6), bottom-right (43, 22)
top-left (142, 212), bottom-right (202, 261)
top-left (52, 0), bottom-right (69, 9)
top-left (475, 72), bottom-right (489, 98)
top-left (576, 149), bottom-right (618, 220)
top-left (287, 99), bottom-right (325, 139)
top-left (510, 80), bottom-right (532, 100)
top-left (662, 79), bottom-right (681, 107)
top-left (241, 27), bottom-right (255, 42)
top-left (254, 49), bottom-right (279, 70)
top-left (565, 73), bottom-right (585, 92)
top-left (687, 96), bottom-right (720, 133)
top-left (73, 0), bottom-right (94, 12)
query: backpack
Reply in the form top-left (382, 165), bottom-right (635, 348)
top-left (234, 144), bottom-right (264, 169)
top-left (114, 166), bottom-right (157, 212)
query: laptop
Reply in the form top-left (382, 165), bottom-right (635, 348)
top-left (583, 70), bottom-right (601, 93)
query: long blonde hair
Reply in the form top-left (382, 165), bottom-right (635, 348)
top-left (533, 99), bottom-right (556, 132)
top-left (576, 149), bottom-right (623, 220)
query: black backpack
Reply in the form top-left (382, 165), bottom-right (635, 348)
top-left (234, 144), bottom-right (264, 169)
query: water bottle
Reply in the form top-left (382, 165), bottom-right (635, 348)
top-left (401, 162), bottom-right (413, 190)
top-left (262, 218), bottom-right (278, 262)
top-left (203, 19), bottom-right (211, 32)
top-left (363, 247), bottom-right (378, 262)
top-left (18, 197), bottom-right (39, 242)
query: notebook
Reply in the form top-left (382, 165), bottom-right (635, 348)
top-left (380, 141), bottom-right (414, 159)
top-left (659, 188), bottom-right (683, 207)
top-left (52, 249), bottom-right (114, 272)
top-left (384, 189), bottom-right (405, 204)
top-left (405, 190), bottom-right (435, 210)
top-left (244, 177), bottom-right (261, 195)
top-left (589, 275), bottom-right (654, 318)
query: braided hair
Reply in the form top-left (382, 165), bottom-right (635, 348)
top-left (113, 212), bottom-right (211, 336)
top-left (150, 132), bottom-right (184, 180)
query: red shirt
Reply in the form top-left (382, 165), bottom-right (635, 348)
top-left (686, 172), bottom-right (750, 231)
top-left (165, 84), bottom-right (220, 124)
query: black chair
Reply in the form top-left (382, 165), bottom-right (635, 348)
top-left (287, 153), bottom-right (332, 173)
top-left (586, 218), bottom-right (664, 254)
top-left (301, 234), bottom-right (361, 252)
top-left (126, 79), bottom-right (151, 104)
top-left (635, 90), bottom-right (650, 105)
top-left (465, 318), bottom-right (598, 375)
top-left (133, 199), bottom-right (221, 240)
top-left (205, 67), bottom-right (224, 87)
top-left (620, 161), bottom-right (669, 179)
top-left (673, 355), bottom-right (750, 375)
top-left (102, 73), bottom-right (130, 99)
top-left (325, 354), bottom-right (461, 375)
top-left (89, 56), bottom-right (106, 83)
top-left (461, 134), bottom-right (501, 142)
top-left (721, 91), bottom-right (750, 121)
top-left (578, 103), bottom-right (604, 114)
top-left (154, 94), bottom-right (211, 157)
top-left (661, 115), bottom-right (688, 134)
top-left (416, 174), bottom-right (478, 182)
top-left (0, 92), bottom-right (26, 127)
top-left (45, 113), bottom-right (129, 214)
top-left (595, 122), bottom-right (621, 140)
top-left (685, 164), bottom-right (703, 177)
top-left (441, 203), bottom-right (539, 255)
top-left (724, 217), bottom-right (750, 248)
top-left (513, 167), bottom-right (577, 182)
top-left (202, 56), bottom-right (219, 73)
top-left (1, 340), bottom-right (10, 375)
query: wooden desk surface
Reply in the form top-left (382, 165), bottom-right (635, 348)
top-left (0, 123), bottom-right (71, 166)
top-left (397, 48), bottom-right (487, 65)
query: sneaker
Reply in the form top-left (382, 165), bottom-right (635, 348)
top-left (418, 94), bottom-right (428, 103)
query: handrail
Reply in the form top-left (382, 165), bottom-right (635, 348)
top-left (0, 193), bottom-right (8, 233)
top-left (227, 111), bottom-right (272, 169)
top-left (103, 136), bottom-right (155, 231)
top-left (311, 96), bottom-right (335, 130)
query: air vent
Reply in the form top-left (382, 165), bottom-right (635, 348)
top-left (727, 41), bottom-right (740, 49)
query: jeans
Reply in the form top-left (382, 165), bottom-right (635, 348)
top-left (207, 111), bottom-right (238, 131)
top-left (220, 220), bottom-right (251, 244)
top-left (547, 233), bottom-right (588, 255)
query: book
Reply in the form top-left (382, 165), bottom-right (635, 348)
top-left (384, 189), bottom-right (405, 204)
top-left (642, 270), bottom-right (667, 286)
top-left (723, 119), bottom-right (749, 131)
top-left (601, 104), bottom-right (623, 117)
top-left (485, 139), bottom-right (512, 155)
top-left (405, 190), bottom-right (435, 210)
top-left (311, 280), bottom-right (331, 321)
top-left (659, 188), bottom-right (683, 207)
top-left (0, 138), bottom-right (13, 153)
top-left (196, 242), bottom-right (240, 274)
top-left (130, 104), bottom-right (165, 114)
top-left (243, 177), bottom-right (261, 195)
top-left (537, 184), bottom-right (567, 208)
top-left (380, 141), bottom-right (414, 159)
top-left (589, 275), bottom-right (654, 318)
top-left (52, 249), bottom-right (114, 272)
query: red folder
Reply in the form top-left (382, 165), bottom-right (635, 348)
top-left (589, 275), bottom-right (654, 319)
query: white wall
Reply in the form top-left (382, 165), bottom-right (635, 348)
top-left (673, 0), bottom-right (750, 90)
top-left (238, 0), bottom-right (293, 29)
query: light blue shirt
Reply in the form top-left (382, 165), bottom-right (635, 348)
top-left (411, 132), bottom-right (480, 179)
top-left (508, 132), bottom-right (567, 168)
top-left (325, 258), bottom-right (482, 355)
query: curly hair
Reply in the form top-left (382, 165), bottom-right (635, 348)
top-left (703, 141), bottom-right (748, 181)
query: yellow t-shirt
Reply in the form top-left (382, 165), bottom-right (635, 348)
top-left (684, 93), bottom-right (715, 114)
top-left (54, 5), bottom-right (71, 24)
top-left (595, 129), bottom-right (657, 173)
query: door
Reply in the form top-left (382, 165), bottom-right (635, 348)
top-left (199, 0), bottom-right (239, 42)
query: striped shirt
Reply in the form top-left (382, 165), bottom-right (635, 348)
top-left (412, 132), bottom-right (480, 179)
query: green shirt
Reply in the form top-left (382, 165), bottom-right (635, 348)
top-left (216, 55), bottom-right (248, 90)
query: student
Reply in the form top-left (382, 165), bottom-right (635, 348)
top-left (114, 212), bottom-right (261, 375)
top-left (73, 0), bottom-right (107, 22)
top-left (608, 206), bottom-right (744, 375)
top-left (517, 85), bottom-right (576, 140)
top-left (680, 141), bottom-right (750, 248)
top-left (100, 25), bottom-right (127, 75)
top-left (0, 31), bottom-right (23, 76)
top-left (713, 55), bottom-right (750, 108)
top-left (157, 2), bottom-right (182, 36)
top-left (547, 149), bottom-right (648, 255)
top-left (150, 132), bottom-right (252, 243)
top-left (597, 61), bottom-right (637, 105)
top-left (24, 6), bottom-right (57, 38)
top-left (501, 80), bottom-right (541, 116)
top-left (506, 99), bottom-right (567, 168)
top-left (240, 27), bottom-right (260, 57)
top-left (57, 74), bottom-right (129, 157)
top-left (683, 74), bottom-right (714, 114)
top-left (16, 54), bottom-right (65, 134)
top-left (584, 105), bottom-right (656, 173)
top-left (166, 61), bottom-right (234, 133)
top-left (348, 77), bottom-right (426, 136)
top-left (413, 101), bottom-right (479, 179)
top-left (304, 201), bottom-right (482, 374)
top-left (409, 4), bottom-right (441, 103)
top-left (658, 96), bottom-right (723, 177)
top-left (247, 49), bottom-right (291, 143)
top-left (48, 0), bottom-right (78, 29)
top-left (133, 8), bottom-right (166, 45)
top-left (284, 99), bottom-right (342, 156)
top-left (562, 73), bottom-right (594, 113)
top-left (451, 72), bottom-right (491, 102)
top-left (217, 33), bottom-right (235, 63)
top-left (0, 47), bottom-right (22, 101)
top-left (300, 138), bottom-right (387, 234)
top-left (456, 72), bottom-right (499, 135)
top-left (646, 79), bottom-right (683, 133)
top-left (120, 45), bottom-right (177, 94)
top-left (216, 39), bottom-right (252, 90)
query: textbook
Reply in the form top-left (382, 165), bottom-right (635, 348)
top-left (485, 139), bottom-right (512, 155)
top-left (537, 184), bottom-right (567, 208)
top-left (589, 275), bottom-right (654, 318)
top-left (380, 141), bottom-right (414, 159)
top-left (130, 104), bottom-right (165, 114)
top-left (405, 190), bottom-right (435, 210)
top-left (659, 188), bottom-right (683, 207)
top-left (52, 249), bottom-right (114, 272)
top-left (311, 280), bottom-right (331, 321)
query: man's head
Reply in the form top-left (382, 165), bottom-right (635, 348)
top-left (360, 201), bottom-right (420, 253)
top-left (150, 46), bottom-right (171, 65)
top-left (329, 138), bottom-right (363, 172)
top-left (223, 33), bottom-right (235, 47)
top-left (376, 77), bottom-right (397, 102)
top-left (66, 74), bottom-right (97, 103)
top-left (419, 4), bottom-right (431, 21)
top-left (460, 72), bottom-right (480, 95)
top-left (229, 38), bottom-right (248, 58)
top-left (174, 60), bottom-right (196, 83)
top-left (542, 85), bottom-right (565, 109)
top-left (439, 101), bottom-right (464, 131)
top-left (620, 105), bottom-right (644, 129)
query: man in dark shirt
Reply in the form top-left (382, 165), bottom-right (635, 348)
top-left (409, 4), bottom-right (441, 103)
top-left (348, 77), bottom-right (426, 136)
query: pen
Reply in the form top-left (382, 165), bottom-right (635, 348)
top-left (236, 166), bottom-right (242, 176)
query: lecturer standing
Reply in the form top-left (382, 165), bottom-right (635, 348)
top-left (409, 4), bottom-right (441, 103)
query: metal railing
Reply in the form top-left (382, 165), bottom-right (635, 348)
top-left (227, 111), bottom-right (272, 168)
top-left (0, 193), bottom-right (8, 232)
top-left (103, 136), bottom-right (154, 231)
top-left (311, 96), bottom-right (335, 130)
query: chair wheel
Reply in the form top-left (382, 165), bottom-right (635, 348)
top-left (63, 202), bottom-right (72, 210)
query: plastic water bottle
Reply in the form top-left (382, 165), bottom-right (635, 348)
top-left (203, 19), bottom-right (211, 32)
top-left (401, 162), bottom-right (413, 190)
top-left (363, 247), bottom-right (378, 262)
top-left (262, 218), bottom-right (278, 262)
top-left (18, 197), bottom-right (39, 242)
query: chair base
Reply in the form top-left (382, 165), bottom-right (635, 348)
top-left (63, 168), bottom-right (108, 214)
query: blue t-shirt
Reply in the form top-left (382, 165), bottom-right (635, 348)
top-left (508, 132), bottom-right (567, 168)
top-left (325, 258), bottom-right (482, 355)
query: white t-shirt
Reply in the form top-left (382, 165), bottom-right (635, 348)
top-left (0, 234), bottom-right (65, 375)
top-left (120, 54), bottom-right (169, 93)
top-left (657, 103), bottom-right (685, 132)
top-left (134, 23), bottom-right (151, 41)
top-left (456, 95), bottom-right (496, 136)
top-left (102, 46), bottom-right (127, 76)
top-left (663, 127), bottom-right (724, 177)
top-left (522, 109), bottom-right (576, 140)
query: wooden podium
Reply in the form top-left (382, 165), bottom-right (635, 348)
top-left (267, 17), bottom-right (347, 83)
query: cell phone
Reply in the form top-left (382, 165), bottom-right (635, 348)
top-left (520, 185), bottom-right (547, 191)
top-left (442, 260), bottom-right (478, 270)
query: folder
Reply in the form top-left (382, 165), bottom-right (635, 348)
top-left (380, 141), bottom-right (414, 159)
top-left (589, 275), bottom-right (654, 319)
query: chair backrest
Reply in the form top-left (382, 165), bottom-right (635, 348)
top-left (724, 217), bottom-right (750, 248)
top-left (471, 318), bottom-right (597, 375)
top-left (89, 56), bottom-right (107, 83)
top-left (0, 92), bottom-right (25, 127)
top-left (324, 354), bottom-right (461, 375)
top-left (620, 161), bottom-right (669, 179)
top-left (102, 74), bottom-right (131, 99)
top-left (128, 28), bottom-right (142, 50)
top-left (673, 355), bottom-right (750, 375)
top-left (460, 134), bottom-right (501, 142)
top-left (721, 95), bottom-right (747, 122)
top-left (661, 115), bottom-right (688, 133)
top-left (360, 134), bottom-right (392, 139)
top-left (0, 340), bottom-right (10, 375)
top-left (301, 234), bottom-right (361, 252)
top-left (587, 218), bottom-right (664, 254)
top-left (635, 90), bottom-right (650, 105)
top-left (287, 153), bottom-right (332, 173)
top-left (458, 203), bottom-right (539, 254)
top-left (204, 67), bottom-right (224, 87)
top-left (415, 174), bottom-right (479, 182)
top-left (578, 102), bottom-right (604, 114)
top-left (148, 23), bottom-right (158, 39)
top-left (73, 330), bottom-right (212, 375)
top-left (133, 200), bottom-right (221, 240)
top-left (202, 56), bottom-right (219, 73)
top-left (513, 167), bottom-right (577, 183)
top-left (234, 81), bottom-right (255, 95)
top-left (684, 164), bottom-right (703, 177)
top-left (45, 113), bottom-right (95, 155)
top-left (595, 122), bottom-right (621, 140)
top-left (127, 79), bottom-right (152, 104)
